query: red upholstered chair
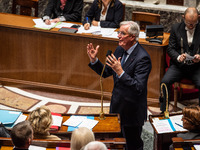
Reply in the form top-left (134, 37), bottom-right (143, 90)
top-left (165, 53), bottom-right (199, 111)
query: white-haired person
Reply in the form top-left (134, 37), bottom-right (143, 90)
top-left (70, 127), bottom-right (95, 150)
top-left (83, 141), bottom-right (108, 150)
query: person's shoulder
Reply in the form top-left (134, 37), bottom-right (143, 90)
top-left (114, 0), bottom-right (122, 5)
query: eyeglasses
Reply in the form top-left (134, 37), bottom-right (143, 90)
top-left (117, 31), bottom-right (128, 36)
top-left (184, 20), bottom-right (198, 27)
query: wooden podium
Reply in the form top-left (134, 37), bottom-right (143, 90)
top-left (149, 113), bottom-right (188, 150)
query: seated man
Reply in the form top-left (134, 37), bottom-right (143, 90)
top-left (10, 121), bottom-right (33, 150)
top-left (160, 7), bottom-right (200, 112)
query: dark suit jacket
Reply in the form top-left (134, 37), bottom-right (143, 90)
top-left (89, 43), bottom-right (152, 126)
top-left (167, 21), bottom-right (200, 68)
top-left (83, 0), bottom-right (123, 28)
top-left (43, 0), bottom-right (83, 22)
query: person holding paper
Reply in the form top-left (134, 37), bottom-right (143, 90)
top-left (83, 0), bottom-right (123, 30)
top-left (160, 7), bottom-right (200, 113)
top-left (42, 0), bottom-right (83, 25)
top-left (28, 105), bottom-right (61, 140)
top-left (11, 121), bottom-right (33, 150)
top-left (87, 21), bottom-right (152, 150)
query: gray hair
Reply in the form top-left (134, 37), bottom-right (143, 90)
top-left (120, 21), bottom-right (140, 41)
top-left (84, 141), bottom-right (108, 150)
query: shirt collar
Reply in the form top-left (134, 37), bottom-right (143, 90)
top-left (126, 42), bottom-right (138, 55)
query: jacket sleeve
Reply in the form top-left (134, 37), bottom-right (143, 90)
top-left (63, 0), bottom-right (83, 22)
top-left (167, 24), bottom-right (181, 63)
top-left (83, 0), bottom-right (98, 26)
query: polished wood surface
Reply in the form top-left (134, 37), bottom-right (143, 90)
top-left (0, 13), bottom-right (169, 99)
top-left (132, 11), bottom-right (160, 30)
top-left (172, 137), bottom-right (197, 150)
top-left (149, 113), bottom-right (187, 150)
top-left (22, 112), bottom-right (121, 138)
top-left (0, 137), bottom-right (126, 150)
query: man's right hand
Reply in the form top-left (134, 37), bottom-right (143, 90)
top-left (84, 23), bottom-right (90, 30)
top-left (178, 53), bottom-right (186, 62)
top-left (87, 43), bottom-right (99, 63)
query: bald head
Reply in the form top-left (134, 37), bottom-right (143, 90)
top-left (183, 7), bottom-right (199, 30)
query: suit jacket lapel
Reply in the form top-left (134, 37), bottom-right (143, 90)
top-left (122, 44), bottom-right (139, 70)
top-left (191, 23), bottom-right (200, 54)
top-left (179, 22), bottom-right (189, 53)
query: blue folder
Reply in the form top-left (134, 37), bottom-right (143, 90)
top-left (0, 110), bottom-right (22, 128)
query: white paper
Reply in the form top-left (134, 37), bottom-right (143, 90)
top-left (139, 31), bottom-right (146, 39)
top-left (77, 25), bottom-right (101, 34)
top-left (185, 52), bottom-right (195, 60)
top-left (153, 119), bottom-right (174, 133)
top-left (29, 145), bottom-right (46, 150)
top-left (55, 22), bottom-right (75, 28)
top-left (194, 145), bottom-right (200, 150)
top-left (14, 114), bottom-right (27, 125)
top-left (63, 116), bottom-right (87, 127)
top-left (78, 119), bottom-right (98, 130)
top-left (52, 115), bottom-right (63, 127)
top-left (169, 115), bottom-right (187, 132)
top-left (33, 18), bottom-right (57, 30)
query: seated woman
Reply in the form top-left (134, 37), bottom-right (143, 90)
top-left (177, 106), bottom-right (200, 139)
top-left (70, 127), bottom-right (95, 150)
top-left (28, 105), bottom-right (61, 140)
top-left (42, 0), bottom-right (83, 25)
top-left (82, 0), bottom-right (123, 30)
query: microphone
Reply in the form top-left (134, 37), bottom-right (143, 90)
top-left (99, 50), bottom-right (112, 120)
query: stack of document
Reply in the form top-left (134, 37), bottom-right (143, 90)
top-left (0, 109), bottom-right (27, 128)
top-left (152, 115), bottom-right (188, 133)
top-left (33, 18), bottom-right (61, 30)
top-left (63, 115), bottom-right (98, 131)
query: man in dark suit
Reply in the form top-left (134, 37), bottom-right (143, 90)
top-left (87, 21), bottom-right (152, 150)
top-left (11, 121), bottom-right (33, 150)
top-left (42, 0), bottom-right (83, 25)
top-left (160, 7), bottom-right (200, 113)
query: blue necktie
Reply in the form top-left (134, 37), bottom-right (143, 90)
top-left (121, 51), bottom-right (128, 66)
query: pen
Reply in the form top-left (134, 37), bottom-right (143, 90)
top-left (86, 17), bottom-right (89, 24)
top-left (175, 123), bottom-right (183, 127)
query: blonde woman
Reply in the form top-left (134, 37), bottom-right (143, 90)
top-left (28, 105), bottom-right (61, 140)
top-left (71, 127), bottom-right (95, 150)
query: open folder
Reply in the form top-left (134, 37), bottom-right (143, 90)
top-left (0, 109), bottom-right (22, 128)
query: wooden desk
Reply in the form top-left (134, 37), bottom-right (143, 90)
top-left (22, 112), bottom-right (121, 140)
top-left (149, 113), bottom-right (187, 150)
top-left (0, 137), bottom-right (126, 150)
top-left (0, 13), bottom-right (169, 99)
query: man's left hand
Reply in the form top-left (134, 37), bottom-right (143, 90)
top-left (106, 54), bottom-right (123, 76)
top-left (51, 18), bottom-right (60, 23)
top-left (193, 54), bottom-right (200, 63)
top-left (92, 20), bottom-right (98, 26)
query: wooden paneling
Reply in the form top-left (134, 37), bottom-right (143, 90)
top-left (0, 13), bottom-right (169, 99)
top-left (167, 0), bottom-right (184, 6)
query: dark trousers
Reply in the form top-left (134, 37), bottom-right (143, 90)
top-left (160, 64), bottom-right (200, 112)
top-left (122, 125), bottom-right (143, 150)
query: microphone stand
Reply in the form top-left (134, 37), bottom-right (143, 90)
top-left (160, 83), bottom-right (169, 119)
top-left (99, 50), bottom-right (112, 120)
top-left (99, 58), bottom-right (107, 120)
